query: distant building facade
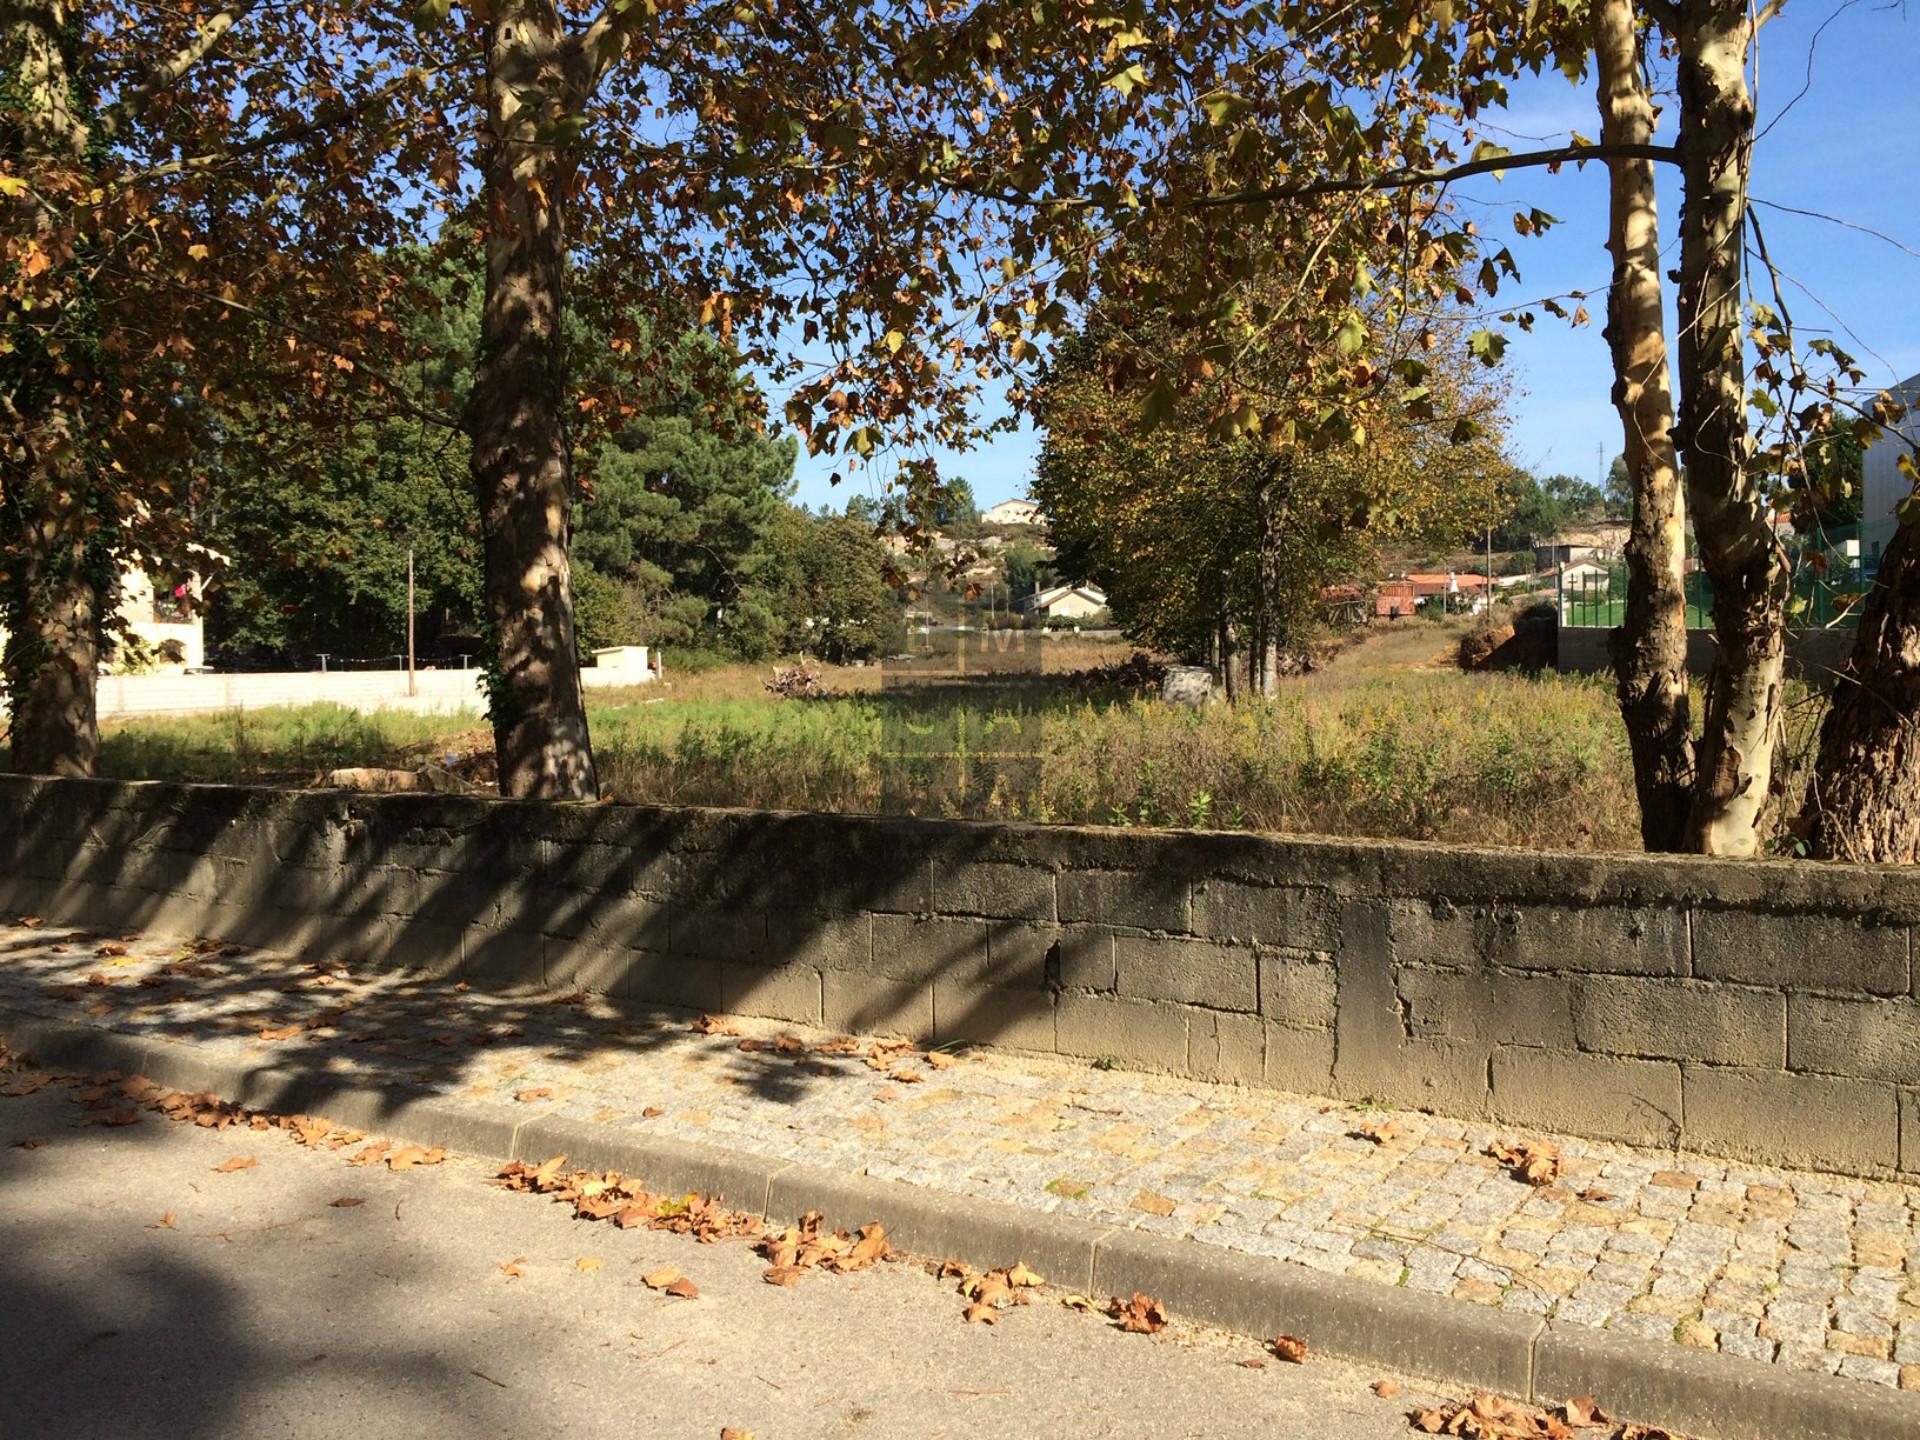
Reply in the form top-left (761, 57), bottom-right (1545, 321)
top-left (983, 498), bottom-right (1042, 526)
top-left (1022, 582), bottom-right (1108, 620)
top-left (1862, 371), bottom-right (1920, 561)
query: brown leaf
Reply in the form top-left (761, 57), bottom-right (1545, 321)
top-left (514, 1087), bottom-right (554, 1103)
top-left (387, 1145), bottom-right (446, 1170)
top-left (1355, 1118), bottom-right (1396, 1145)
top-left (1060, 1294), bottom-right (1098, 1312)
top-left (693, 1014), bottom-right (740, 1036)
top-left (641, 1106), bottom-right (664, 1118)
top-left (642, 1266), bottom-right (685, 1290)
top-left (330, 1196), bottom-right (366, 1208)
top-left (1488, 1139), bottom-right (1563, 1187)
top-left (1563, 1396), bottom-right (1609, 1428)
top-left (90, 1108), bottom-right (142, 1127)
top-left (664, 1277), bottom-right (699, 1300)
top-left (214, 1156), bottom-right (257, 1173)
top-left (348, 1141), bottom-right (391, 1167)
top-left (1107, 1292), bottom-right (1168, 1334)
top-left (936, 1259), bottom-right (972, 1281)
top-left (95, 941), bottom-right (129, 957)
top-left (1271, 1334), bottom-right (1308, 1364)
top-left (500, 1257), bottom-right (526, 1279)
top-left (772, 1035), bottom-right (807, 1055)
top-left (575, 1256), bottom-right (603, 1272)
top-left (925, 1050), bottom-right (956, 1069)
top-left (13, 1136), bottom-right (49, 1150)
top-left (1006, 1261), bottom-right (1044, 1288)
top-left (258, 1024), bottom-right (302, 1041)
top-left (1239, 1358), bottom-right (1267, 1369)
top-left (887, 1068), bottom-right (923, 1084)
top-left (149, 1211), bottom-right (177, 1229)
top-left (763, 1265), bottom-right (804, 1287)
top-left (962, 1301), bottom-right (998, 1325)
top-left (1372, 1379), bottom-right (1400, 1398)
top-left (719, 1429), bottom-right (755, 1440)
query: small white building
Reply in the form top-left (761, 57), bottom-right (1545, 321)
top-left (1022, 582), bottom-right (1108, 620)
top-left (1862, 371), bottom-right (1920, 561)
top-left (983, 498), bottom-right (1042, 526)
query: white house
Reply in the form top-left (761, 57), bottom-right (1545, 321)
top-left (1862, 370), bottom-right (1920, 561)
top-left (983, 497), bottom-right (1042, 526)
top-left (1022, 582), bottom-right (1108, 620)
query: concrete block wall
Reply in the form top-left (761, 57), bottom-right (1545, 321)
top-left (2, 775), bottom-right (1916, 1179)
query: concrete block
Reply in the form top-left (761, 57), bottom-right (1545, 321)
top-left (933, 862), bottom-right (1055, 921)
top-left (1091, 1228), bottom-right (1541, 1396)
top-left (1191, 881), bottom-right (1338, 950)
top-left (537, 892), bottom-right (670, 953)
top-left (461, 926), bottom-right (545, 991)
top-left (714, 963), bottom-right (822, 1025)
top-left (1258, 952), bottom-right (1338, 1029)
top-left (769, 914), bottom-right (870, 973)
top-left (1395, 967), bottom-right (1575, 1049)
top-left (1057, 868), bottom-right (1187, 932)
top-left (1189, 1010), bottom-right (1265, 1085)
top-left (1901, 1088), bottom-right (1919, 1176)
top-left (979, 922), bottom-right (1056, 990)
top-left (1490, 1047), bottom-right (1681, 1147)
top-left (868, 914), bottom-right (991, 984)
top-left (1113, 934), bottom-right (1257, 1011)
top-left (1693, 908), bottom-right (1909, 994)
top-left (931, 982), bottom-right (1055, 1052)
top-left (1392, 899), bottom-right (1686, 976)
top-left (1788, 994), bottom-right (1920, 1083)
top-left (821, 970), bottom-right (933, 1041)
top-left (1572, 977), bottom-right (1784, 1068)
top-left (1533, 1319), bottom-right (1920, 1440)
top-left (1683, 1065), bottom-right (1898, 1173)
top-left (1265, 1025), bottom-right (1336, 1095)
top-left (1053, 927), bottom-right (1114, 991)
top-left (670, 905), bottom-right (767, 960)
top-left (1338, 1038), bottom-right (1491, 1117)
top-left (624, 951), bottom-right (728, 1014)
top-left (1053, 994), bottom-right (1188, 1071)
top-left (543, 938), bottom-right (631, 996)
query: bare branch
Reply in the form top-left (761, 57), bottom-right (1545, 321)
top-left (96, 0), bottom-right (262, 141)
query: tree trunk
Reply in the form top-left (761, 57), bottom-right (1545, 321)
top-left (3, 0), bottom-right (106, 777)
top-left (1255, 462), bottom-right (1289, 699)
top-left (465, 0), bottom-right (599, 800)
top-left (1595, 0), bottom-right (1693, 852)
top-left (1220, 609), bottom-right (1241, 703)
top-left (1674, 1), bottom-right (1785, 855)
top-left (1798, 515), bottom-right (1920, 860)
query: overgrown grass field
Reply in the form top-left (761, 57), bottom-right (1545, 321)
top-left (95, 623), bottom-right (1674, 851)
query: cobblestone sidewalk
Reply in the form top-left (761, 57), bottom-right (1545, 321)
top-left (2, 920), bottom-right (1916, 1393)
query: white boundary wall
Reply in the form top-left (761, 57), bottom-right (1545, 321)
top-left (98, 659), bottom-right (652, 720)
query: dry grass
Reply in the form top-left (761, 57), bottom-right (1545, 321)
top-left (98, 624), bottom-right (1650, 851)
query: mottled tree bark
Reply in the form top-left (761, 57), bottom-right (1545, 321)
top-left (1674, 0), bottom-right (1786, 855)
top-left (1800, 513), bottom-right (1920, 861)
top-left (1595, 0), bottom-right (1693, 851)
top-left (3, 0), bottom-right (105, 776)
top-left (1219, 609), bottom-right (1241, 702)
top-left (465, 0), bottom-right (599, 800)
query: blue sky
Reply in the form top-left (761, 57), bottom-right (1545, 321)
top-left (789, 3), bottom-right (1920, 512)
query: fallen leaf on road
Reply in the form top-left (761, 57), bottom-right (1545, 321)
top-left (213, 1156), bottom-right (257, 1173)
top-left (500, 1257), bottom-right (527, 1279)
top-left (1107, 1293), bottom-right (1168, 1335)
top-left (514, 1088), bottom-right (553, 1103)
top-left (664, 1277), bottom-right (699, 1299)
top-left (1271, 1334), bottom-right (1308, 1364)
top-left (925, 1050), bottom-right (956, 1070)
top-left (642, 1106), bottom-right (664, 1118)
top-left (1414, 1393), bottom-right (1586, 1437)
top-left (258, 1024), bottom-right (301, 1042)
top-left (887, 1069), bottom-right (923, 1084)
top-left (575, 1257), bottom-right (602, 1272)
top-left (330, 1196), bottom-right (365, 1208)
top-left (1355, 1118), bottom-right (1396, 1145)
top-left (1239, 1358), bottom-right (1266, 1369)
top-left (1578, 1188), bottom-right (1614, 1204)
top-left (1060, 1294), bottom-right (1098, 1312)
top-left (1007, 1261), bottom-right (1044, 1288)
top-left (643, 1266), bottom-right (685, 1290)
top-left (348, 1141), bottom-right (391, 1167)
top-left (95, 942), bottom-right (129, 957)
top-left (150, 1211), bottom-right (176, 1229)
top-left (963, 1302), bottom-right (998, 1325)
top-left (693, 1015), bottom-right (740, 1036)
top-left (1373, 1379), bottom-right (1400, 1398)
top-left (763, 1265), bottom-right (804, 1287)
top-left (387, 1145), bottom-right (446, 1170)
top-left (720, 1429), bottom-right (755, 1439)
top-left (1562, 1396), bottom-right (1609, 1428)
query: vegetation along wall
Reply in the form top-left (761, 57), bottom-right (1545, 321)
top-left (2, 776), bottom-right (1916, 1180)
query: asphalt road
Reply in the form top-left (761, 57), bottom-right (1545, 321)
top-left (0, 1082), bottom-right (1447, 1440)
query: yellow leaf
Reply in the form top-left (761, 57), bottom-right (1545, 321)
top-left (575, 1256), bottom-right (603, 1272)
top-left (187, 243), bottom-right (210, 261)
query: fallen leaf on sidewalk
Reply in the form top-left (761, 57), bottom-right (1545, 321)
top-left (1355, 1118), bottom-right (1396, 1145)
top-left (925, 1050), bottom-right (956, 1070)
top-left (150, 1211), bottom-right (176, 1229)
top-left (95, 942), bottom-right (129, 958)
top-left (387, 1145), bottom-right (446, 1170)
top-left (1372, 1379), bottom-right (1400, 1398)
top-left (1107, 1293), bottom-right (1168, 1335)
top-left (963, 1302), bottom-right (998, 1325)
top-left (348, 1141), bottom-right (391, 1167)
top-left (500, 1257), bottom-right (527, 1279)
top-left (89, 1108), bottom-right (141, 1127)
top-left (643, 1266), bottom-right (684, 1289)
top-left (1562, 1397), bottom-right (1609, 1428)
top-left (330, 1197), bottom-right (365, 1208)
top-left (693, 1015), bottom-right (740, 1036)
top-left (887, 1069), bottom-right (923, 1084)
top-left (1413, 1392), bottom-right (1599, 1437)
top-left (664, 1277), bottom-right (699, 1299)
top-left (1271, 1334), bottom-right (1308, 1364)
top-left (641, 1106), bottom-right (664, 1118)
top-left (1006, 1261), bottom-right (1044, 1288)
top-left (1239, 1358), bottom-right (1266, 1369)
top-left (213, 1156), bottom-right (257, 1173)
top-left (1060, 1294), bottom-right (1098, 1312)
top-left (763, 1265), bottom-right (804, 1287)
top-left (258, 1024), bottom-right (302, 1042)
top-left (1487, 1140), bottom-right (1562, 1187)
top-left (720, 1429), bottom-right (755, 1439)
top-left (575, 1257), bottom-right (602, 1272)
top-left (514, 1087), bottom-right (553, 1103)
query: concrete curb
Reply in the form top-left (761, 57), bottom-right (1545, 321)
top-left (5, 1006), bottom-right (1914, 1440)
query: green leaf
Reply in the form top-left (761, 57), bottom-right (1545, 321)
top-left (1200, 91), bottom-right (1251, 127)
top-left (1335, 316), bottom-right (1367, 358)
top-left (1105, 63), bottom-right (1148, 98)
top-left (411, 0), bottom-right (450, 30)
top-left (884, 329), bottom-right (906, 355)
top-left (1468, 329), bottom-right (1506, 366)
top-left (1353, 259), bottom-right (1375, 299)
